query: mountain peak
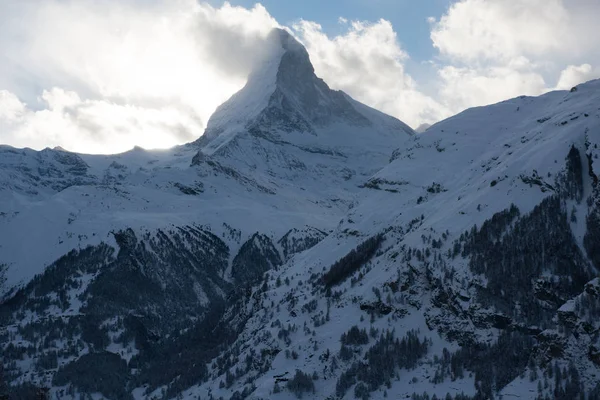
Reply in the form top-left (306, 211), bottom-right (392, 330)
top-left (270, 28), bottom-right (308, 60)
top-left (269, 28), bottom-right (317, 95)
top-left (196, 28), bottom-right (413, 157)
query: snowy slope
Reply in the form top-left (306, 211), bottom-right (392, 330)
top-left (0, 143), bottom-right (337, 298)
top-left (182, 80), bottom-right (600, 400)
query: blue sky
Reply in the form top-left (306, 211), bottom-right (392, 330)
top-left (215, 0), bottom-right (450, 61)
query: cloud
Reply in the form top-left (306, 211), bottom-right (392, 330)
top-left (293, 19), bottom-right (451, 127)
top-left (431, 0), bottom-right (573, 63)
top-left (0, 91), bottom-right (25, 122)
top-left (0, 88), bottom-right (207, 153)
top-left (430, 0), bottom-right (600, 110)
top-left (556, 64), bottom-right (599, 90)
top-left (0, 0), bottom-right (278, 153)
top-left (435, 59), bottom-right (550, 112)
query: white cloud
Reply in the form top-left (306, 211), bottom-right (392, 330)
top-left (0, 0), bottom-right (278, 153)
top-left (556, 64), bottom-right (599, 90)
top-left (0, 88), bottom-right (208, 153)
top-left (0, 91), bottom-right (26, 122)
top-left (438, 65), bottom-right (546, 108)
top-left (430, 0), bottom-right (600, 110)
top-left (431, 0), bottom-right (573, 63)
top-left (293, 19), bottom-right (451, 127)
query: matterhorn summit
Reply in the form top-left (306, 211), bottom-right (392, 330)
top-left (193, 28), bottom-right (413, 185)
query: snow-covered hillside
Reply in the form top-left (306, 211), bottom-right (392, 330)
top-left (1, 28), bottom-right (600, 400)
top-left (187, 79), bottom-right (600, 400)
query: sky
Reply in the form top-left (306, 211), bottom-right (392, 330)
top-left (0, 0), bottom-right (599, 154)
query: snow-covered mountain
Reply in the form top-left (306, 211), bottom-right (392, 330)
top-left (180, 79), bottom-right (600, 400)
top-left (1, 28), bottom-right (600, 400)
top-left (0, 28), bottom-right (412, 301)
